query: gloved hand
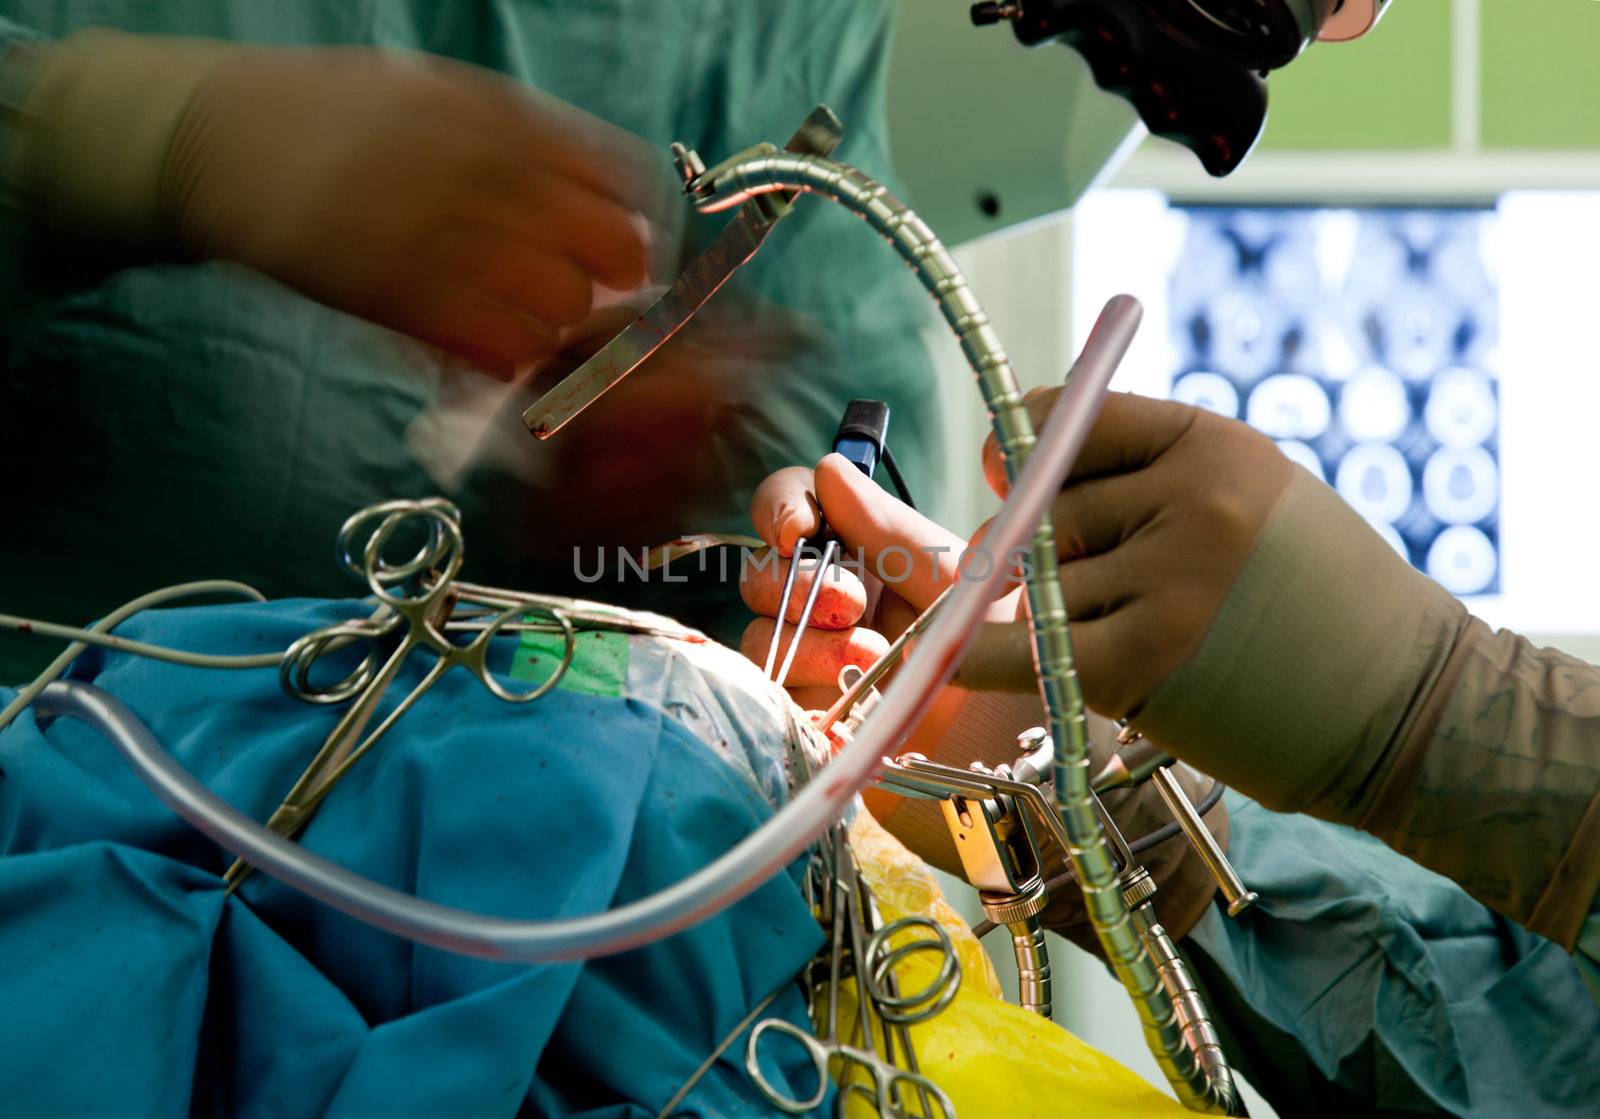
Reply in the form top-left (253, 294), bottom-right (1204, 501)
top-left (975, 390), bottom-right (1469, 827)
top-left (9, 29), bottom-right (672, 377)
top-left (739, 452), bottom-right (1227, 943)
top-left (974, 390), bottom-right (1600, 954)
top-left (973, 390), bottom-right (1295, 721)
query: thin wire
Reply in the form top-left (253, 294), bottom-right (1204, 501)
top-left (0, 614), bottom-right (281, 673)
top-left (653, 983), bottom-right (788, 1119)
top-left (969, 780), bottom-right (1227, 940)
top-left (815, 584), bottom-right (953, 736)
top-left (0, 580), bottom-right (269, 733)
top-left (880, 444), bottom-right (915, 510)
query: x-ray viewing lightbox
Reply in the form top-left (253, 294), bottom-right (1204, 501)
top-left (1072, 190), bottom-right (1600, 634)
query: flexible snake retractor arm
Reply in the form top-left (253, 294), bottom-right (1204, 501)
top-left (681, 139), bottom-right (1242, 1113)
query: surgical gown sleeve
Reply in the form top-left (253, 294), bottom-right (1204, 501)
top-left (0, 0), bottom-right (942, 683)
top-left (0, 15), bottom-right (40, 47)
top-left (0, 17), bottom-right (44, 171)
top-left (1578, 905), bottom-right (1600, 1004)
top-left (1186, 794), bottom-right (1600, 1118)
top-left (1335, 618), bottom-right (1600, 959)
top-left (1141, 472), bottom-right (1600, 967)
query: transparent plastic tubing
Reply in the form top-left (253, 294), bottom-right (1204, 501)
top-left (25, 319), bottom-right (1119, 968)
top-left (692, 150), bottom-right (1238, 1113)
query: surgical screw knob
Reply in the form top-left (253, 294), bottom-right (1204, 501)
top-left (979, 880), bottom-right (1049, 926)
top-left (670, 142), bottom-right (707, 186)
top-left (1120, 866), bottom-right (1159, 911)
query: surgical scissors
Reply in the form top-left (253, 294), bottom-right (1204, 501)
top-left (747, 828), bottom-right (958, 1118)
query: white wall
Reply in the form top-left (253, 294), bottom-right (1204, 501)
top-left (926, 220), bottom-right (1076, 539)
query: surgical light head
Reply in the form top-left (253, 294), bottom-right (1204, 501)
top-left (970, 0), bottom-right (1393, 175)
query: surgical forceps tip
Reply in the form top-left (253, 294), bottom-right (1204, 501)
top-left (771, 539), bottom-right (837, 691)
top-left (763, 535), bottom-right (808, 678)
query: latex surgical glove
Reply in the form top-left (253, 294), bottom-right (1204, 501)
top-left (738, 452), bottom-right (1005, 716)
top-left (8, 29), bottom-right (671, 377)
top-left (739, 453), bottom-right (1227, 942)
top-left (973, 389), bottom-right (1442, 815)
top-left (980, 390), bottom-right (1600, 951)
top-left (972, 390), bottom-right (1297, 722)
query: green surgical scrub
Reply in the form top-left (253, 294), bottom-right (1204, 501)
top-left (1187, 794), bottom-right (1600, 1117)
top-left (1579, 916), bottom-right (1600, 1004)
top-left (0, 0), bottom-right (941, 679)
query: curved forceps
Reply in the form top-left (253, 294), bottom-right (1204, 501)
top-left (224, 500), bottom-right (575, 889)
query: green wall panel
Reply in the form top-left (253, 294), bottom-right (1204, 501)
top-left (1482, 2), bottom-right (1600, 149)
top-left (1261, 1), bottom-right (1454, 151)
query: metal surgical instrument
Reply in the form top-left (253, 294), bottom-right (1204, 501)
top-left (813, 583), bottom-right (952, 738)
top-left (1151, 766), bottom-right (1258, 917)
top-left (765, 399), bottom-right (894, 690)
top-left (1096, 726), bottom-right (1257, 917)
top-left (748, 828), bottom-right (957, 1118)
top-left (223, 498), bottom-right (578, 889)
top-left (522, 106), bottom-right (843, 439)
top-left (877, 737), bottom-right (1239, 1109)
top-left (879, 741), bottom-right (1070, 1021)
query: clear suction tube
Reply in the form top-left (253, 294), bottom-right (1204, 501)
top-left (29, 303), bottom-right (1126, 968)
top-left (690, 151), bottom-right (1240, 1113)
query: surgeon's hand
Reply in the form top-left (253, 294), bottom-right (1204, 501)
top-left (979, 389), bottom-right (1468, 822)
top-left (976, 391), bottom-right (1294, 720)
top-left (739, 452), bottom-right (1228, 943)
top-left (739, 453), bottom-right (1035, 827)
top-left (12, 30), bottom-right (672, 377)
top-left (989, 392), bottom-right (1600, 950)
top-left (738, 452), bottom-right (1027, 715)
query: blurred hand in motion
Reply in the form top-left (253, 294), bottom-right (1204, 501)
top-left (170, 47), bottom-right (673, 377)
top-left (17, 31), bottom-right (675, 377)
top-left (493, 297), bottom-right (836, 557)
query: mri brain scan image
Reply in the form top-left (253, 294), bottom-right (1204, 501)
top-left (1168, 206), bottom-right (1500, 595)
